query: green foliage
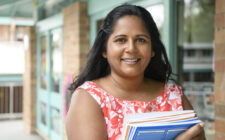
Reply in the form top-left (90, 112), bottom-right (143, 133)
top-left (184, 0), bottom-right (215, 43)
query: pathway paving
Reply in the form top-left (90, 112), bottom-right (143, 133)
top-left (0, 119), bottom-right (43, 140)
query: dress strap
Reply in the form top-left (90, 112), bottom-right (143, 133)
top-left (165, 82), bottom-right (184, 111)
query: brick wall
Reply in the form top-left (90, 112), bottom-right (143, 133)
top-left (23, 26), bottom-right (37, 134)
top-left (0, 25), bottom-right (29, 42)
top-left (62, 2), bottom-right (89, 139)
top-left (214, 0), bottom-right (225, 139)
top-left (0, 25), bottom-right (10, 41)
top-left (63, 2), bottom-right (89, 80)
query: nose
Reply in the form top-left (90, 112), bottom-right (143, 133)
top-left (125, 40), bottom-right (137, 52)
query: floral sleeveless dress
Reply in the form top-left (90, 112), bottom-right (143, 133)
top-left (78, 81), bottom-right (183, 140)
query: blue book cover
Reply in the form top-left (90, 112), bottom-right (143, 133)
top-left (128, 120), bottom-right (200, 140)
top-left (122, 110), bottom-right (201, 140)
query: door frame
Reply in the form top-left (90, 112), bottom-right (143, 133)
top-left (36, 13), bottom-right (63, 140)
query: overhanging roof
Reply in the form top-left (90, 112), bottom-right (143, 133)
top-left (0, 0), bottom-right (34, 25)
top-left (0, 0), bottom-right (81, 26)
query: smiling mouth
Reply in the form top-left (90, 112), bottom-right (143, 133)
top-left (121, 58), bottom-right (140, 64)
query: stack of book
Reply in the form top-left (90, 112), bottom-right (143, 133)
top-left (122, 110), bottom-right (201, 140)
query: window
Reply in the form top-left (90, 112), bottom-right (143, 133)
top-left (41, 36), bottom-right (47, 89)
top-left (51, 29), bottom-right (62, 93)
top-left (178, 0), bottom-right (215, 139)
top-left (186, 49), bottom-right (196, 57)
top-left (202, 49), bottom-right (212, 57)
top-left (147, 4), bottom-right (164, 38)
top-left (194, 72), bottom-right (214, 82)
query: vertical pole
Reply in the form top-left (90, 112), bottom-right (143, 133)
top-left (9, 84), bottom-right (14, 115)
top-left (36, 33), bottom-right (41, 130)
top-left (163, 0), bottom-right (177, 74)
top-left (47, 31), bottom-right (51, 136)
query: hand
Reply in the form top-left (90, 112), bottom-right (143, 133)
top-left (175, 122), bottom-right (206, 140)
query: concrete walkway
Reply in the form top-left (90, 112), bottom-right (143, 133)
top-left (0, 119), bottom-right (43, 140)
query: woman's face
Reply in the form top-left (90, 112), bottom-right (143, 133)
top-left (103, 15), bottom-right (154, 78)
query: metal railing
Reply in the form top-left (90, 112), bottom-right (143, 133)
top-left (183, 82), bottom-right (215, 136)
top-left (183, 82), bottom-right (214, 120)
top-left (0, 82), bottom-right (23, 119)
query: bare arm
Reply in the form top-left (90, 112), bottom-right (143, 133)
top-left (175, 94), bottom-right (205, 140)
top-left (66, 89), bottom-right (108, 140)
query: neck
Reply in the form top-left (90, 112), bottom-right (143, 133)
top-left (108, 73), bottom-right (144, 92)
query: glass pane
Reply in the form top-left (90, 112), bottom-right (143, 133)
top-left (178, 0), bottom-right (215, 139)
top-left (146, 4), bottom-right (164, 37)
top-left (41, 103), bottom-right (47, 126)
top-left (51, 107), bottom-right (61, 134)
top-left (51, 29), bottom-right (62, 93)
top-left (41, 36), bottom-right (47, 89)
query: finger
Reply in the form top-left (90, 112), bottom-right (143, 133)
top-left (176, 122), bottom-right (204, 140)
top-left (185, 123), bottom-right (204, 139)
top-left (190, 122), bottom-right (204, 137)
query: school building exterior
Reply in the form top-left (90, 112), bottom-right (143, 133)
top-left (0, 0), bottom-right (224, 140)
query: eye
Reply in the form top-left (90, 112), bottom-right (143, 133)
top-left (136, 38), bottom-right (146, 43)
top-left (115, 38), bottom-right (126, 43)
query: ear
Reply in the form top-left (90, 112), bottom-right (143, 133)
top-left (151, 51), bottom-right (155, 58)
top-left (102, 51), bottom-right (107, 58)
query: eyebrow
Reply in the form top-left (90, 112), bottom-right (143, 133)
top-left (113, 34), bottom-right (150, 39)
top-left (113, 35), bottom-right (126, 39)
top-left (136, 34), bottom-right (150, 38)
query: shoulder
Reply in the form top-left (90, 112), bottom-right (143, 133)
top-left (67, 89), bottom-right (102, 121)
top-left (68, 88), bottom-right (102, 114)
top-left (66, 89), bottom-right (107, 140)
top-left (165, 81), bottom-right (193, 110)
top-left (71, 88), bottom-right (96, 105)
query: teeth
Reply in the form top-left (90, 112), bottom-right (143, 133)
top-left (123, 59), bottom-right (138, 62)
top-left (122, 59), bottom-right (139, 64)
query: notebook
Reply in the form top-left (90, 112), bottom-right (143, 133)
top-left (122, 110), bottom-right (201, 140)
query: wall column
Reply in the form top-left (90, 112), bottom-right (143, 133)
top-left (63, 1), bottom-right (89, 81)
top-left (23, 26), bottom-right (37, 134)
top-left (214, 0), bottom-right (225, 139)
top-left (62, 2), bottom-right (90, 139)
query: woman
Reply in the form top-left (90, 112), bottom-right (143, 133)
top-left (66, 4), bottom-right (205, 140)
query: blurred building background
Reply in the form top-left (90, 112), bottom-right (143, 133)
top-left (0, 0), bottom-right (224, 140)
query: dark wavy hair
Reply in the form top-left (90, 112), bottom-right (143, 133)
top-left (70, 4), bottom-right (172, 91)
